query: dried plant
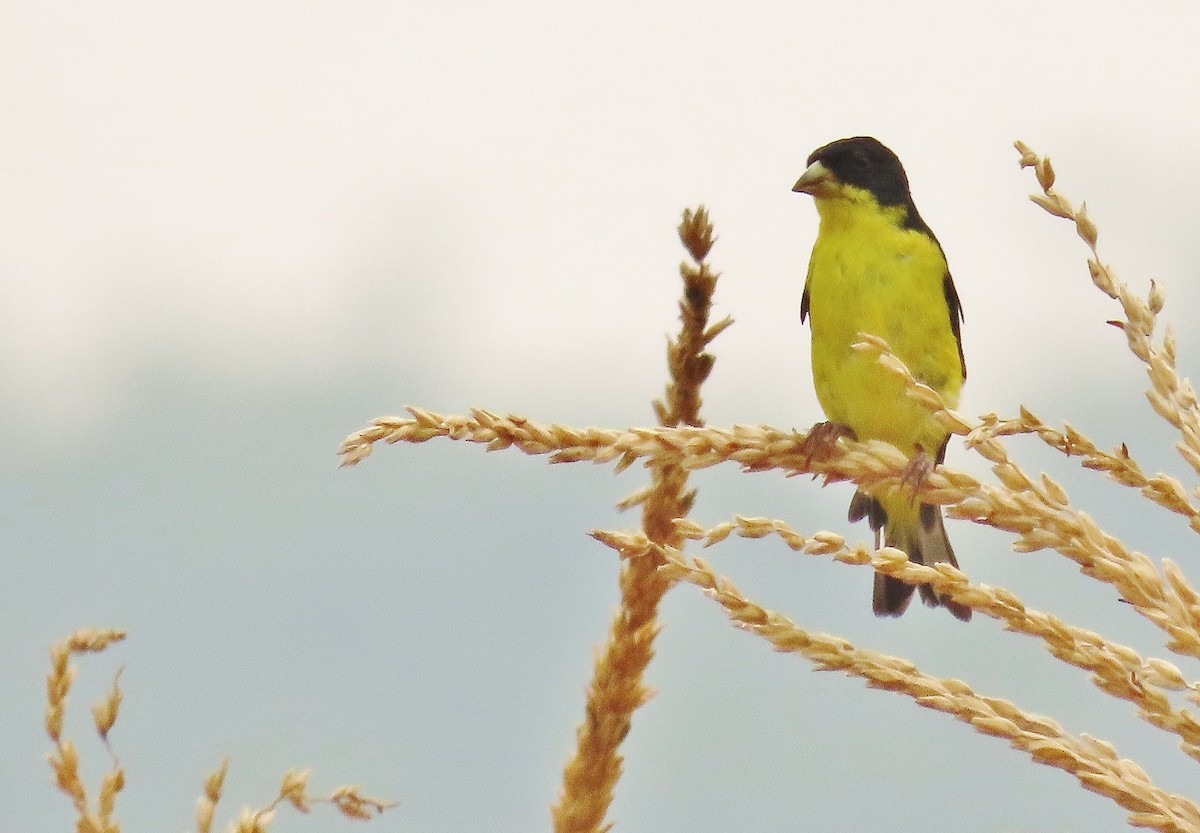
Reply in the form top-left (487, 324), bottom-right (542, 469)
top-left (44, 628), bottom-right (395, 833)
top-left (46, 628), bottom-right (128, 833)
top-left (550, 207), bottom-right (729, 833)
top-left (340, 146), bottom-right (1200, 832)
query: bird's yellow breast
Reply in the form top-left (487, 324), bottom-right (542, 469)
top-left (805, 194), bottom-right (962, 456)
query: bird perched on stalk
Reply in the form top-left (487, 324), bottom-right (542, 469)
top-left (792, 136), bottom-right (971, 621)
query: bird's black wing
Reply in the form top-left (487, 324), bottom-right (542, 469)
top-left (943, 273), bottom-right (965, 380)
top-left (800, 260), bottom-right (813, 323)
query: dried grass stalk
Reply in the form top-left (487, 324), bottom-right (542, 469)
top-left (341, 398), bottom-right (1200, 661)
top-left (195, 757), bottom-right (397, 832)
top-left (42, 628), bottom-right (394, 833)
top-left (45, 628), bottom-right (127, 833)
top-left (631, 535), bottom-right (1200, 833)
top-left (604, 520), bottom-right (1200, 759)
top-left (552, 208), bottom-right (726, 833)
top-left (1015, 141), bottom-right (1200, 482)
top-left (970, 407), bottom-right (1200, 526)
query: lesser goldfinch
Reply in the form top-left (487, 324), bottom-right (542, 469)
top-left (792, 136), bottom-right (970, 621)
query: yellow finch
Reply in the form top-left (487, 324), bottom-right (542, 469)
top-left (792, 136), bottom-right (970, 621)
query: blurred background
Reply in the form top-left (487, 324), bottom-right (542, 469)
top-left (5, 2), bottom-right (1200, 830)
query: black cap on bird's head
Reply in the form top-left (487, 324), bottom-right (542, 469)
top-left (792, 136), bottom-right (913, 209)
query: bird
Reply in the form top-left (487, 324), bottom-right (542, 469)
top-left (791, 136), bottom-right (971, 621)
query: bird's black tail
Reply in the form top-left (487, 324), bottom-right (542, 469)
top-left (850, 491), bottom-right (971, 621)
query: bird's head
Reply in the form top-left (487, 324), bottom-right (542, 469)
top-left (792, 136), bottom-right (912, 209)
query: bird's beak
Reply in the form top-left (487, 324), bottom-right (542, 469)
top-left (792, 160), bottom-right (833, 196)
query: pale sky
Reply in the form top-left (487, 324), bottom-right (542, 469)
top-left (5, 2), bottom-right (1200, 831)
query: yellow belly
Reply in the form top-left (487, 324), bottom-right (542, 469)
top-left (806, 214), bottom-right (962, 457)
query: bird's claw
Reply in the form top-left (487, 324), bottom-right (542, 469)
top-left (900, 449), bottom-right (935, 505)
top-left (800, 421), bottom-right (856, 461)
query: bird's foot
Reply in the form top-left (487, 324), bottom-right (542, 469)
top-left (900, 449), bottom-right (935, 505)
top-left (800, 421), bottom-right (856, 461)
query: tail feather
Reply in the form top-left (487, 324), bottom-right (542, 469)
top-left (853, 490), bottom-right (970, 621)
top-left (873, 570), bottom-right (918, 617)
